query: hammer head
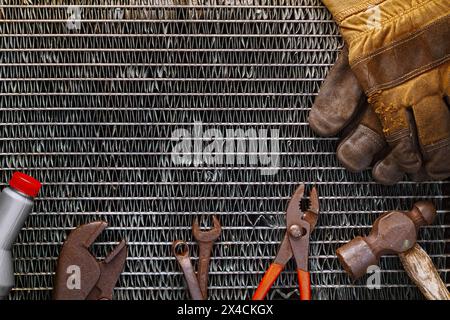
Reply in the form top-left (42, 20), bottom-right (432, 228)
top-left (336, 201), bottom-right (436, 280)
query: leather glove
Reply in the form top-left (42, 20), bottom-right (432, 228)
top-left (309, 47), bottom-right (432, 183)
top-left (310, 47), bottom-right (389, 176)
top-left (319, 0), bottom-right (450, 184)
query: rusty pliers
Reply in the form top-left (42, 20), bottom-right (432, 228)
top-left (53, 221), bottom-right (127, 300)
top-left (253, 184), bottom-right (319, 300)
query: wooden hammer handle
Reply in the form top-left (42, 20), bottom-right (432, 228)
top-left (398, 243), bottom-right (450, 300)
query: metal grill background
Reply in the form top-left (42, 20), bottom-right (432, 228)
top-left (0, 0), bottom-right (448, 300)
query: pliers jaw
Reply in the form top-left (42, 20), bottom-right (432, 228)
top-left (286, 184), bottom-right (319, 231)
top-left (286, 184), bottom-right (320, 271)
top-left (303, 186), bottom-right (319, 230)
top-left (53, 221), bottom-right (127, 300)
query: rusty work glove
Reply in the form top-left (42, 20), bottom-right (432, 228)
top-left (318, 0), bottom-right (450, 184)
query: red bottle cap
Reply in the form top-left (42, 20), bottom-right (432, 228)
top-left (9, 172), bottom-right (41, 198)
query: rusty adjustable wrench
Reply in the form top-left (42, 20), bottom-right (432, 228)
top-left (192, 215), bottom-right (221, 299)
top-left (53, 221), bottom-right (127, 300)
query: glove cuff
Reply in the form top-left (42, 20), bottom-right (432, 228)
top-left (323, 0), bottom-right (450, 95)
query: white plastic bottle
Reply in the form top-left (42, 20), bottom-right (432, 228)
top-left (0, 172), bottom-right (41, 299)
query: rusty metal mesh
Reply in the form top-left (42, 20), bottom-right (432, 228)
top-left (0, 0), bottom-right (448, 300)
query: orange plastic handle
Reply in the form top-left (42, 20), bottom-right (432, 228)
top-left (252, 263), bottom-right (284, 300)
top-left (297, 269), bottom-right (311, 300)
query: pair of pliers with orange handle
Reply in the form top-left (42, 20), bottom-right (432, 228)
top-left (252, 184), bottom-right (319, 300)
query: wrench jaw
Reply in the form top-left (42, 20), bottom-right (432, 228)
top-left (192, 215), bottom-right (222, 242)
top-left (211, 215), bottom-right (222, 234)
top-left (92, 240), bottom-right (128, 300)
top-left (53, 221), bottom-right (127, 300)
top-left (67, 221), bottom-right (108, 250)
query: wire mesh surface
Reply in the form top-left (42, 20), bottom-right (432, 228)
top-left (0, 0), bottom-right (448, 300)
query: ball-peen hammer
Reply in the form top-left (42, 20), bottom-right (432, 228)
top-left (337, 201), bottom-right (450, 300)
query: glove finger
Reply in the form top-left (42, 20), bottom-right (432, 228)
top-left (309, 47), bottom-right (365, 137)
top-left (337, 103), bottom-right (386, 172)
top-left (409, 167), bottom-right (433, 182)
top-left (373, 109), bottom-right (423, 184)
top-left (412, 95), bottom-right (450, 180)
top-left (372, 152), bottom-right (406, 185)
